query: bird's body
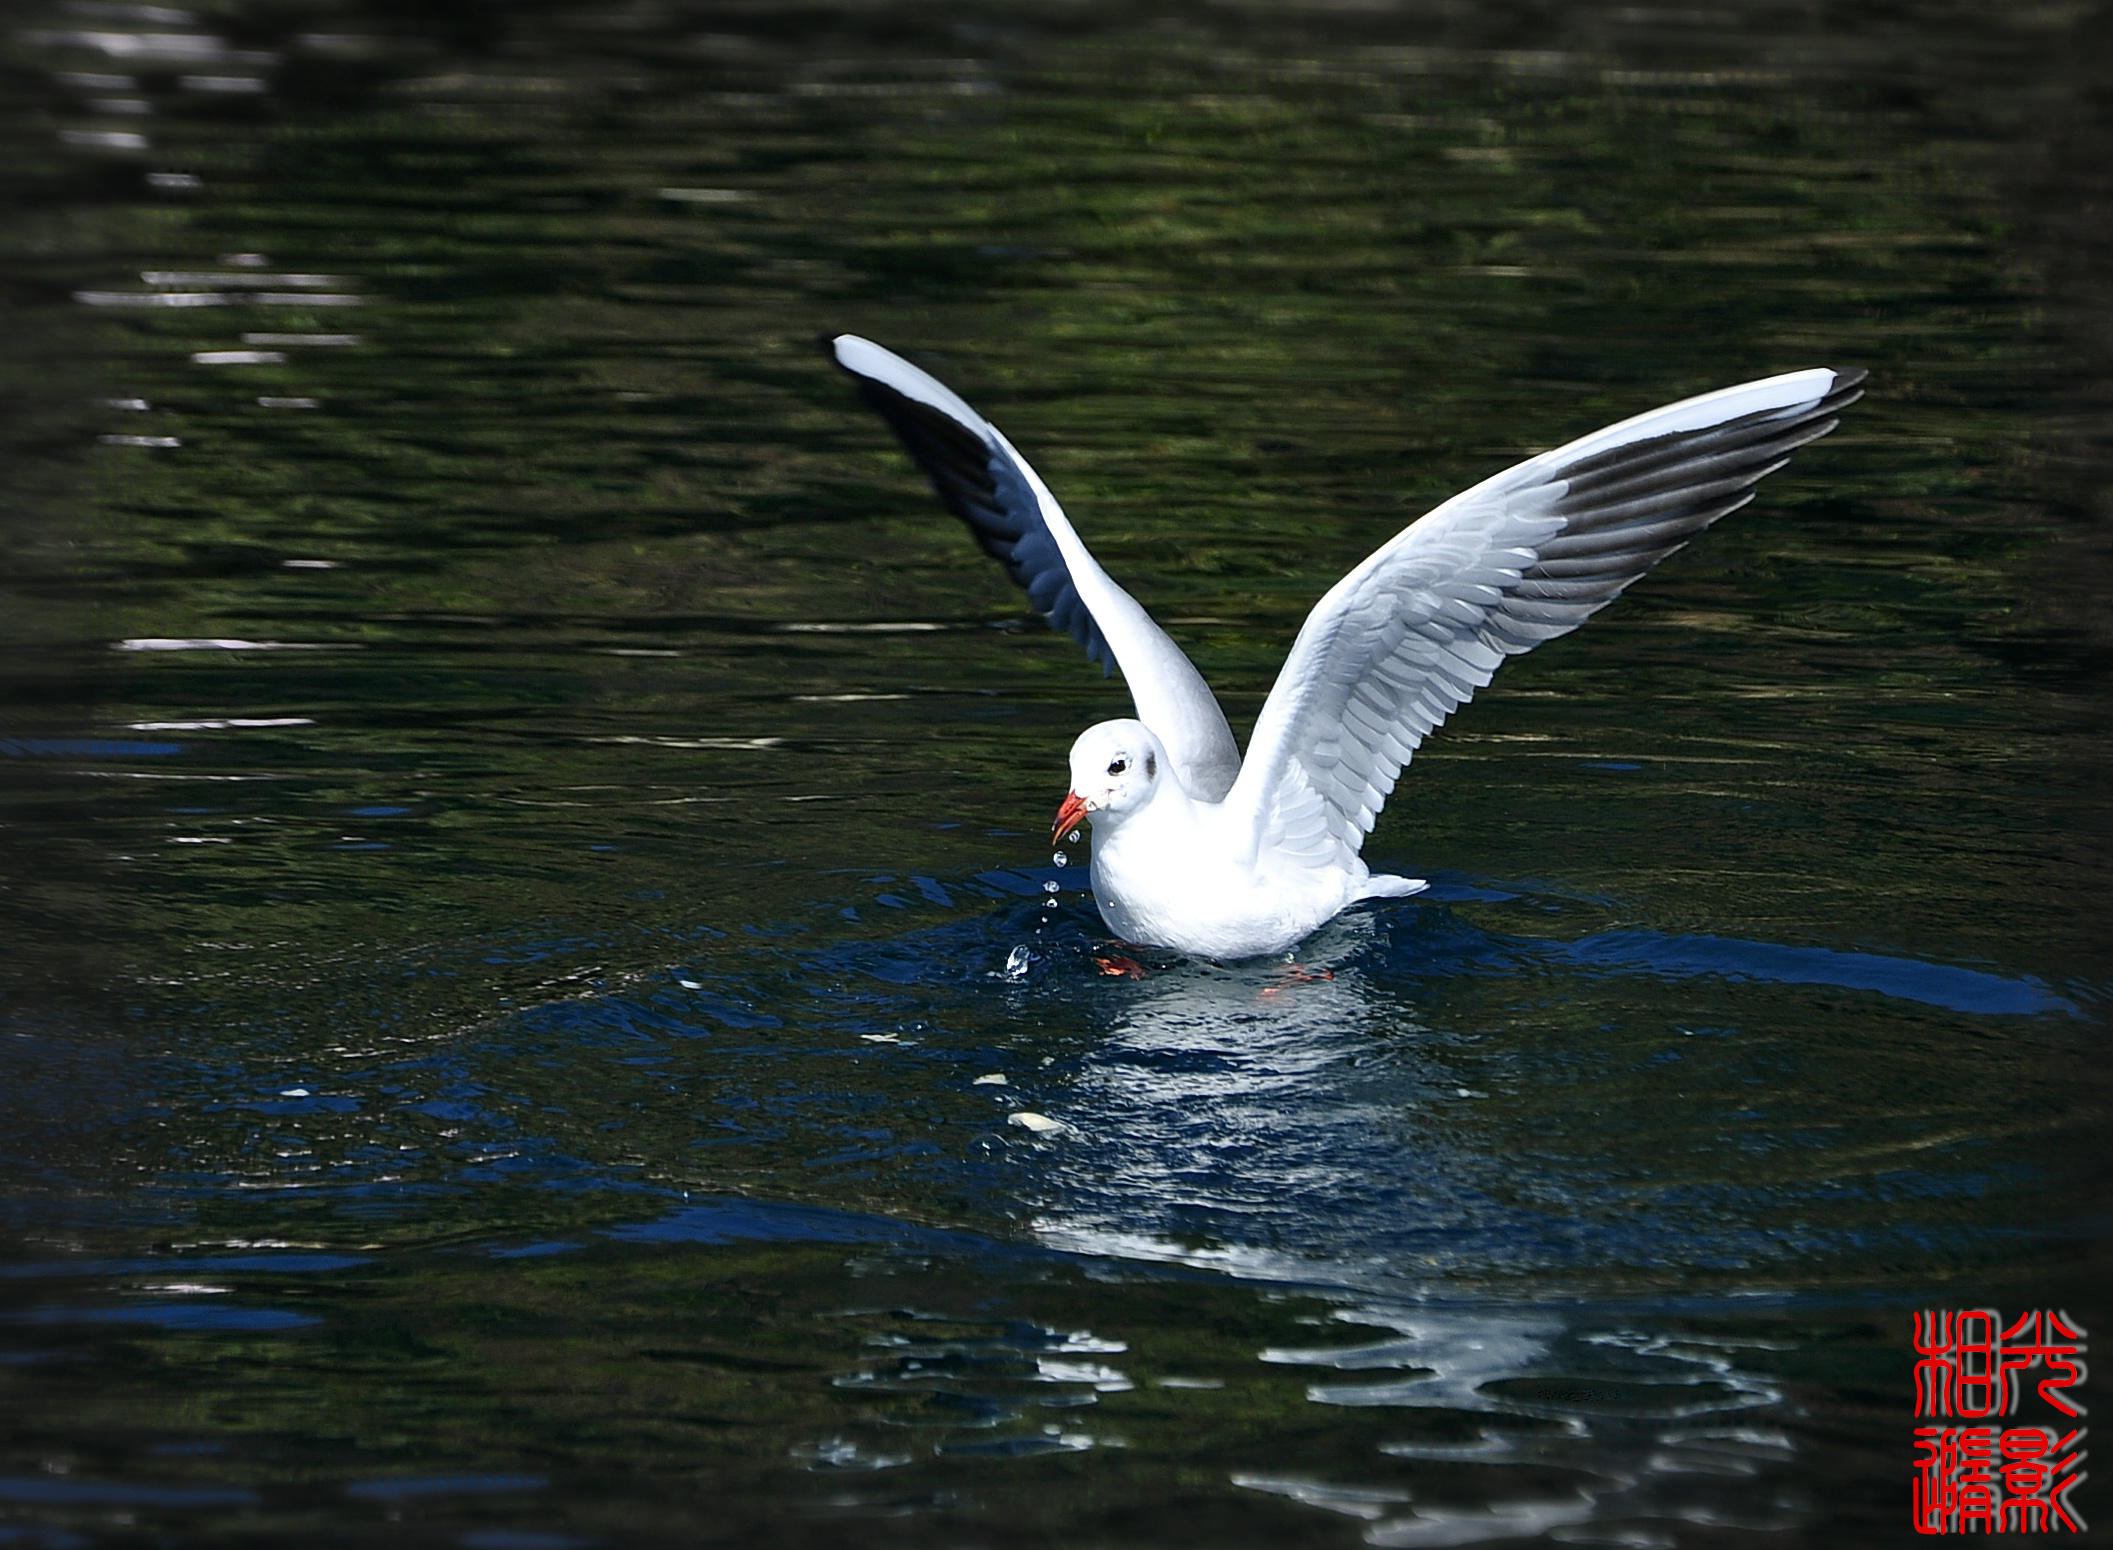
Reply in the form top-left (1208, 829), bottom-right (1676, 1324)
top-left (1060, 720), bottom-right (1424, 959)
top-left (1089, 826), bottom-right (1419, 964)
top-left (830, 335), bottom-right (1862, 960)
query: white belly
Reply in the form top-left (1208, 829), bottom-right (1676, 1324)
top-left (1086, 808), bottom-right (1356, 959)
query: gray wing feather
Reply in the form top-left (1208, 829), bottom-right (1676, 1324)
top-left (1234, 367), bottom-right (1865, 865)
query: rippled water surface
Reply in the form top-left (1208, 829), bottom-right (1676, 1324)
top-left (2, 2), bottom-right (2108, 1545)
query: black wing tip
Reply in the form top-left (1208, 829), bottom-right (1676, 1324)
top-left (1821, 366), bottom-right (1868, 412)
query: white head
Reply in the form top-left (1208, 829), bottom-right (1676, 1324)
top-left (1052, 719), bottom-right (1167, 840)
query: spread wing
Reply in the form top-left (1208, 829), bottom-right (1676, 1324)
top-left (1229, 366), bottom-right (1867, 868)
top-left (829, 334), bottom-right (1242, 800)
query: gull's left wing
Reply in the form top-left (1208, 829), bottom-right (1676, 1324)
top-left (830, 335), bottom-right (1242, 801)
top-left (1229, 366), bottom-right (1867, 869)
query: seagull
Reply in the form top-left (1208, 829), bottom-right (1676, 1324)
top-left (829, 335), bottom-right (1862, 960)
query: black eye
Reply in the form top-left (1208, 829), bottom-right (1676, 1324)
top-left (1107, 758), bottom-right (1127, 776)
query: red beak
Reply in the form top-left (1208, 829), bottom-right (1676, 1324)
top-left (1052, 790), bottom-right (1091, 846)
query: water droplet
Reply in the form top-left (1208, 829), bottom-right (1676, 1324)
top-left (1043, 880), bottom-right (1060, 893)
top-left (1051, 850), bottom-right (1068, 868)
top-left (1068, 828), bottom-right (1081, 843)
top-left (1002, 944), bottom-right (1033, 982)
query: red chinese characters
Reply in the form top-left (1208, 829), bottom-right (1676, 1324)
top-left (1913, 1309), bottom-right (2088, 1535)
top-left (1914, 1426), bottom-right (2086, 1534)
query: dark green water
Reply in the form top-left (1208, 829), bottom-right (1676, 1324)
top-left (2, 2), bottom-right (2107, 1544)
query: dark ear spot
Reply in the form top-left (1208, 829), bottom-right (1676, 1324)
top-left (1145, 750), bottom-right (1156, 780)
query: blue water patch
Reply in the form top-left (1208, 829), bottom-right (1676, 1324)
top-left (3, 1303), bottom-right (318, 1332)
top-left (0, 738), bottom-right (181, 758)
top-left (663, 983), bottom-right (780, 1031)
top-left (1550, 929), bottom-right (2077, 1017)
top-left (975, 867), bottom-right (1057, 897)
top-left (246, 1093), bottom-right (362, 1115)
top-left (0, 1253), bottom-right (367, 1279)
top-left (607, 1195), bottom-right (994, 1255)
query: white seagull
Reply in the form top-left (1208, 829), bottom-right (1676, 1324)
top-left (830, 336), bottom-right (1862, 960)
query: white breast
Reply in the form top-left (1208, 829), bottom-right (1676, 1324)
top-left (1088, 802), bottom-right (1355, 958)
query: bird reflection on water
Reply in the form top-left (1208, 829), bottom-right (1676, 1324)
top-left (999, 920), bottom-right (1797, 1545)
top-left (1028, 915), bottom-right (1437, 1277)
